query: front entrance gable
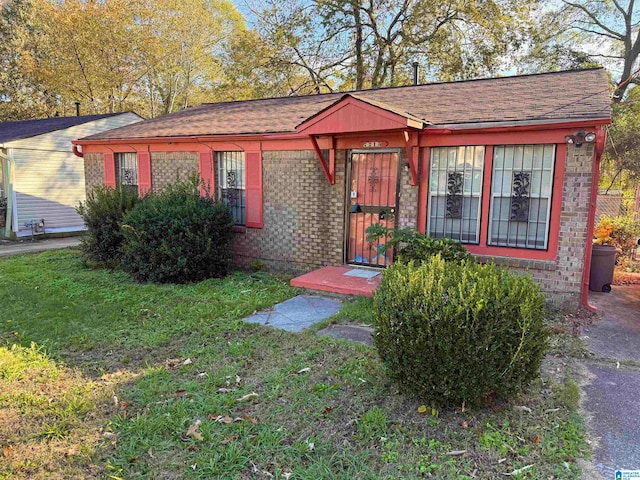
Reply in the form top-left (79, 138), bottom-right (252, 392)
top-left (296, 95), bottom-right (425, 135)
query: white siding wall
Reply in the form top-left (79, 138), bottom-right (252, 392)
top-left (5, 112), bottom-right (142, 236)
top-left (10, 148), bottom-right (86, 234)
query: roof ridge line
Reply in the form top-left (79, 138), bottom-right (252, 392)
top-left (200, 67), bottom-right (606, 106)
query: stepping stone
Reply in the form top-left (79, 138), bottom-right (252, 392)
top-left (243, 295), bottom-right (341, 332)
top-left (316, 324), bottom-right (374, 346)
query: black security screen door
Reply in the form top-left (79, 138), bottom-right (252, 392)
top-left (346, 150), bottom-right (400, 267)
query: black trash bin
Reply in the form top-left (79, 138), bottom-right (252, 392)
top-left (589, 244), bottom-right (617, 292)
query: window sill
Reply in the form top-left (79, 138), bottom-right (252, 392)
top-left (473, 253), bottom-right (557, 271)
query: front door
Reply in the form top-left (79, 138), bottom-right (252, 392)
top-left (346, 150), bottom-right (400, 267)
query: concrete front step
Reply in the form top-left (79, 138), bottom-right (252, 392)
top-left (290, 266), bottom-right (381, 297)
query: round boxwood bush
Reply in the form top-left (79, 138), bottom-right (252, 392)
top-left (76, 185), bottom-right (140, 266)
top-left (120, 180), bottom-right (234, 283)
top-left (373, 256), bottom-right (549, 407)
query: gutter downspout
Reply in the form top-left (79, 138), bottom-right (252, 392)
top-left (0, 148), bottom-right (15, 238)
top-left (580, 126), bottom-right (606, 312)
top-left (72, 144), bottom-right (84, 157)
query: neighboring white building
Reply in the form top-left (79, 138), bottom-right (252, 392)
top-left (0, 112), bottom-right (142, 238)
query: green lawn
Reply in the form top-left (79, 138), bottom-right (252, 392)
top-left (0, 250), bottom-right (589, 479)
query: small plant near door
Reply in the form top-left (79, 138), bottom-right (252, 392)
top-left (365, 224), bottom-right (472, 264)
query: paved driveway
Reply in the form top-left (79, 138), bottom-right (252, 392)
top-left (0, 237), bottom-right (81, 257)
top-left (581, 285), bottom-right (640, 478)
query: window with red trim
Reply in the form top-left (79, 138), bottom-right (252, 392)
top-left (427, 146), bottom-right (484, 244)
top-left (488, 145), bottom-right (555, 250)
top-left (115, 152), bottom-right (138, 194)
top-left (216, 151), bottom-right (246, 225)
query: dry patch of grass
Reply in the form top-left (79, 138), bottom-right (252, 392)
top-left (0, 343), bottom-right (135, 479)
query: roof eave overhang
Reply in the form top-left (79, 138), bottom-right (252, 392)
top-left (425, 117), bottom-right (611, 134)
top-left (73, 116), bottom-right (611, 146)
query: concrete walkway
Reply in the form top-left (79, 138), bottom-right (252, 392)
top-left (243, 295), bottom-right (342, 332)
top-left (581, 285), bottom-right (640, 478)
top-left (0, 237), bottom-right (81, 257)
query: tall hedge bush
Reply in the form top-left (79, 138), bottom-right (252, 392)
top-left (120, 179), bottom-right (234, 283)
top-left (76, 185), bottom-right (140, 266)
top-left (374, 256), bottom-right (548, 407)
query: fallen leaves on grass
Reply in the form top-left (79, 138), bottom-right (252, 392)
top-left (237, 392), bottom-right (259, 402)
top-left (514, 405), bottom-right (532, 413)
top-left (446, 450), bottom-right (467, 456)
top-left (417, 405), bottom-right (438, 416)
top-left (503, 464), bottom-right (533, 476)
top-left (296, 367), bottom-right (310, 374)
top-left (209, 414), bottom-right (249, 424)
top-left (186, 420), bottom-right (203, 441)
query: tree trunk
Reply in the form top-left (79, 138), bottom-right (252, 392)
top-left (353, 1), bottom-right (364, 89)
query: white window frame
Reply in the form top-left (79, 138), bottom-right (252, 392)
top-left (427, 145), bottom-right (484, 244)
top-left (488, 144), bottom-right (555, 250)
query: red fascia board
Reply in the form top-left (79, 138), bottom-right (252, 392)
top-left (423, 118), bottom-right (611, 136)
top-left (421, 123), bottom-right (610, 147)
top-left (72, 133), bottom-right (303, 145)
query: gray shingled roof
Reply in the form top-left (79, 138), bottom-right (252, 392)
top-left (0, 113), bottom-right (129, 144)
top-left (82, 68), bottom-right (612, 141)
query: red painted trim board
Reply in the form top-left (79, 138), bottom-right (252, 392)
top-left (104, 152), bottom-right (116, 188)
top-left (245, 151), bottom-right (263, 228)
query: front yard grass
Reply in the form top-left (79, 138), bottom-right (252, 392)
top-left (1, 250), bottom-right (589, 479)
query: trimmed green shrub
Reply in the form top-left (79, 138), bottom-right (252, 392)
top-left (365, 225), bottom-right (473, 263)
top-left (120, 178), bottom-right (234, 283)
top-left (374, 256), bottom-right (549, 407)
top-left (76, 186), bottom-right (140, 266)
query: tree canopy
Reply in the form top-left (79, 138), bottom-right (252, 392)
top-left (0, 0), bottom-right (635, 123)
top-left (0, 0), bottom-right (245, 120)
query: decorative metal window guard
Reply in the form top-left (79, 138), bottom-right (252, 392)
top-left (510, 171), bottom-right (530, 222)
top-left (445, 172), bottom-right (463, 219)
